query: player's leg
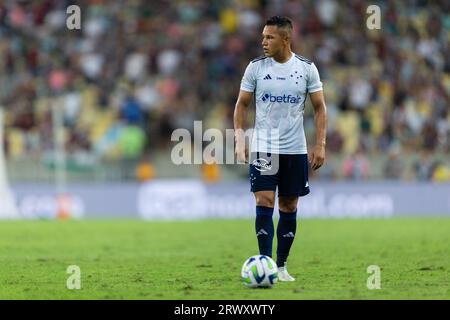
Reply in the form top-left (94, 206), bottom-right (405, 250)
top-left (254, 190), bottom-right (276, 257)
top-left (277, 196), bottom-right (299, 268)
top-left (249, 152), bottom-right (278, 258)
top-left (276, 154), bottom-right (310, 281)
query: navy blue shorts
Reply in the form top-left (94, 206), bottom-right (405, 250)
top-left (249, 152), bottom-right (310, 197)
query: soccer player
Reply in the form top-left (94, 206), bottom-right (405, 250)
top-left (234, 16), bottom-right (327, 281)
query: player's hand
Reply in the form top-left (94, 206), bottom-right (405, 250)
top-left (235, 146), bottom-right (248, 164)
top-left (309, 144), bottom-right (325, 171)
top-left (235, 140), bottom-right (248, 164)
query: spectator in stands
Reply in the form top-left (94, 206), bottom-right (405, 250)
top-left (120, 95), bottom-right (145, 127)
top-left (383, 146), bottom-right (405, 180)
top-left (0, 0), bottom-right (448, 181)
top-left (342, 147), bottom-right (371, 180)
top-left (413, 149), bottom-right (438, 181)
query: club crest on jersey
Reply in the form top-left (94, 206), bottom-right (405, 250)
top-left (261, 93), bottom-right (301, 104)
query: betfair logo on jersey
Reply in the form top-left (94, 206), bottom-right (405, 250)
top-left (262, 93), bottom-right (301, 103)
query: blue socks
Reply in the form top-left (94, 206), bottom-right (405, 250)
top-left (255, 206), bottom-right (298, 266)
top-left (276, 209), bottom-right (297, 267)
top-left (255, 206), bottom-right (274, 257)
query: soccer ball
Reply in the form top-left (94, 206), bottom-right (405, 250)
top-left (241, 255), bottom-right (278, 288)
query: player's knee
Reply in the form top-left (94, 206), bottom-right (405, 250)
top-left (255, 194), bottom-right (275, 208)
top-left (279, 204), bottom-right (297, 212)
top-left (278, 198), bottom-right (298, 212)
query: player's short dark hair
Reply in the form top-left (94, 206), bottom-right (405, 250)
top-left (265, 16), bottom-right (293, 30)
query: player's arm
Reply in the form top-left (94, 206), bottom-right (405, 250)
top-left (234, 90), bottom-right (253, 163)
top-left (309, 90), bottom-right (327, 170)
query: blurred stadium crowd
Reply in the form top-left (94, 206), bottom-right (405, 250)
top-left (0, 0), bottom-right (449, 181)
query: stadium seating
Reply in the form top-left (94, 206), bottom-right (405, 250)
top-left (0, 0), bottom-right (448, 181)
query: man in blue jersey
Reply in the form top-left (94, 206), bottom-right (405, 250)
top-left (234, 16), bottom-right (327, 281)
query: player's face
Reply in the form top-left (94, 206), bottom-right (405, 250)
top-left (261, 25), bottom-right (288, 57)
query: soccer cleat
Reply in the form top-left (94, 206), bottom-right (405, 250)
top-left (278, 265), bottom-right (295, 282)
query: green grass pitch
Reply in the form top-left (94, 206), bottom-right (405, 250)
top-left (0, 218), bottom-right (449, 299)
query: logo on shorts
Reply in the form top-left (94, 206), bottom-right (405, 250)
top-left (252, 158), bottom-right (272, 172)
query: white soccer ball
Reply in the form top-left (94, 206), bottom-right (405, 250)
top-left (241, 255), bottom-right (278, 288)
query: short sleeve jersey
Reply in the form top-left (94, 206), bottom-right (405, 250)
top-left (240, 53), bottom-right (323, 154)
